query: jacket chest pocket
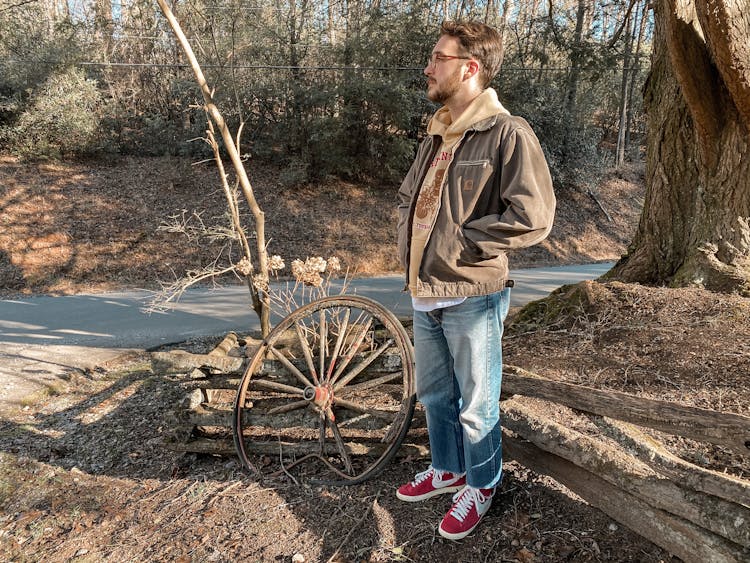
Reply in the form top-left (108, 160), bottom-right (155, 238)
top-left (454, 159), bottom-right (493, 219)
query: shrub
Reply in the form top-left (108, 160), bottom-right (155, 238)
top-left (5, 67), bottom-right (103, 160)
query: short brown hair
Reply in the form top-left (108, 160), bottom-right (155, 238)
top-left (440, 21), bottom-right (504, 88)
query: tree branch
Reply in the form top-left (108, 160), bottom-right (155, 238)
top-left (695, 0), bottom-right (750, 132)
top-left (606, 0), bottom-right (640, 48)
top-left (156, 0), bottom-right (271, 335)
top-left (664, 0), bottom-right (726, 163)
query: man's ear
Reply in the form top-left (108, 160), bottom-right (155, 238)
top-left (464, 60), bottom-right (480, 80)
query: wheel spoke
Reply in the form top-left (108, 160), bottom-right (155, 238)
top-left (330, 318), bottom-right (373, 385)
top-left (269, 345), bottom-right (314, 389)
top-left (333, 338), bottom-right (394, 392)
top-left (327, 409), bottom-right (354, 475)
top-left (250, 378), bottom-right (305, 396)
top-left (318, 309), bottom-right (327, 381)
top-left (267, 399), bottom-right (310, 415)
top-left (318, 413), bottom-right (327, 455)
top-left (325, 307), bottom-right (351, 382)
top-left (334, 397), bottom-right (399, 421)
top-left (337, 371), bottom-right (404, 395)
top-left (294, 321), bottom-right (319, 385)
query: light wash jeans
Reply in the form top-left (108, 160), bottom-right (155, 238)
top-left (413, 289), bottom-right (510, 489)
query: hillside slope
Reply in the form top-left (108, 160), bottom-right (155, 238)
top-left (0, 155), bottom-right (644, 295)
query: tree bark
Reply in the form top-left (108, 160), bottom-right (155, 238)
top-left (608, 0), bottom-right (750, 295)
top-left (502, 398), bottom-right (750, 548)
top-left (502, 364), bottom-right (750, 456)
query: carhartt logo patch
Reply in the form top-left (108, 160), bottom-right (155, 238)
top-left (463, 179), bottom-right (474, 191)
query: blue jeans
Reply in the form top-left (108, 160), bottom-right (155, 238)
top-left (413, 289), bottom-right (510, 489)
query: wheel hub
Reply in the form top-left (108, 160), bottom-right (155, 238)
top-left (303, 385), bottom-right (333, 410)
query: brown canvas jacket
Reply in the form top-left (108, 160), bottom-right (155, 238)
top-left (397, 112), bottom-right (556, 297)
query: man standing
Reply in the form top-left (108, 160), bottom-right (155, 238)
top-left (395, 21), bottom-right (556, 540)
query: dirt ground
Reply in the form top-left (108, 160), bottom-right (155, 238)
top-left (1, 155), bottom-right (748, 562)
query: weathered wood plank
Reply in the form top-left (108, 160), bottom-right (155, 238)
top-left (503, 399), bottom-right (750, 547)
top-left (503, 433), bottom-right (748, 563)
top-left (209, 331), bottom-right (240, 357)
top-left (181, 403), bottom-right (317, 429)
top-left (596, 417), bottom-right (750, 508)
top-left (503, 364), bottom-right (750, 456)
top-left (152, 349), bottom-right (244, 374)
top-left (166, 435), bottom-right (430, 459)
top-left (182, 402), bottom-right (400, 433)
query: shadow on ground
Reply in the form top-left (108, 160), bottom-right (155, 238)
top-left (0, 347), bottom-right (668, 562)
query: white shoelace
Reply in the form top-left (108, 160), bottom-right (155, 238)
top-left (449, 487), bottom-right (486, 523)
top-left (411, 465), bottom-right (440, 485)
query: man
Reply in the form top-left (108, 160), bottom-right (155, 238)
top-left (395, 21), bottom-right (556, 541)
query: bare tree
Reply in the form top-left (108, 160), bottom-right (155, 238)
top-left (560, 0), bottom-right (594, 161)
top-left (609, 0), bottom-right (750, 294)
top-left (156, 0), bottom-right (272, 335)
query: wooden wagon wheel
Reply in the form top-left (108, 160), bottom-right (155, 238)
top-left (233, 295), bottom-right (416, 486)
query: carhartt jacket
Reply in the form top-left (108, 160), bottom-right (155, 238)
top-left (397, 112), bottom-right (556, 298)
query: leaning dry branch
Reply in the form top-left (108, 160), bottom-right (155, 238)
top-left (147, 264), bottom-right (236, 313)
top-left (156, 0), bottom-right (270, 335)
top-left (204, 121), bottom-right (264, 322)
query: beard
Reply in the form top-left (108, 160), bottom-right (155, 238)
top-left (427, 68), bottom-right (462, 104)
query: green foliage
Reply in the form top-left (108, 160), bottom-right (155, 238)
top-left (0, 1), bottom-right (651, 187)
top-left (4, 68), bottom-right (103, 160)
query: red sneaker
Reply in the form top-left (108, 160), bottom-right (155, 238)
top-left (396, 466), bottom-right (466, 502)
top-left (438, 486), bottom-right (494, 540)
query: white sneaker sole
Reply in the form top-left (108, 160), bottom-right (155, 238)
top-left (395, 483), bottom-right (465, 502)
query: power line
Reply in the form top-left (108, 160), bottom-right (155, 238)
top-left (0, 58), bottom-right (423, 71)
top-left (0, 58), bottom-right (623, 73)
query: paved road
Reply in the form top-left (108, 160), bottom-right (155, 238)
top-left (0, 262), bottom-right (613, 404)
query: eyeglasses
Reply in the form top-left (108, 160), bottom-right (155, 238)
top-left (426, 53), bottom-right (472, 67)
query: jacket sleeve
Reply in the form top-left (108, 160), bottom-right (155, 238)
top-left (462, 126), bottom-right (556, 257)
top-left (396, 141), bottom-right (429, 268)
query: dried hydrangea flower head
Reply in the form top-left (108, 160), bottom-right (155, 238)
top-left (236, 257), bottom-right (253, 276)
top-left (306, 256), bottom-right (327, 273)
top-left (327, 256), bottom-right (341, 273)
top-left (291, 259), bottom-right (305, 278)
top-left (268, 255), bottom-right (285, 271)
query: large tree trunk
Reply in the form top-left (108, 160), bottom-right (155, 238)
top-left (609, 0), bottom-right (750, 295)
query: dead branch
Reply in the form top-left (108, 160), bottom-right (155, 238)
top-left (156, 0), bottom-right (271, 335)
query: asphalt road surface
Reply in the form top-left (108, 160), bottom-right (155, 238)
top-left (0, 262), bottom-right (613, 404)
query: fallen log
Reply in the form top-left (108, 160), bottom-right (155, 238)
top-left (595, 417), bottom-right (750, 508)
top-left (503, 433), bottom-right (748, 563)
top-left (166, 435), bottom-right (430, 459)
top-left (151, 349), bottom-right (244, 374)
top-left (502, 398), bottom-right (750, 548)
top-left (503, 364), bottom-right (750, 456)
